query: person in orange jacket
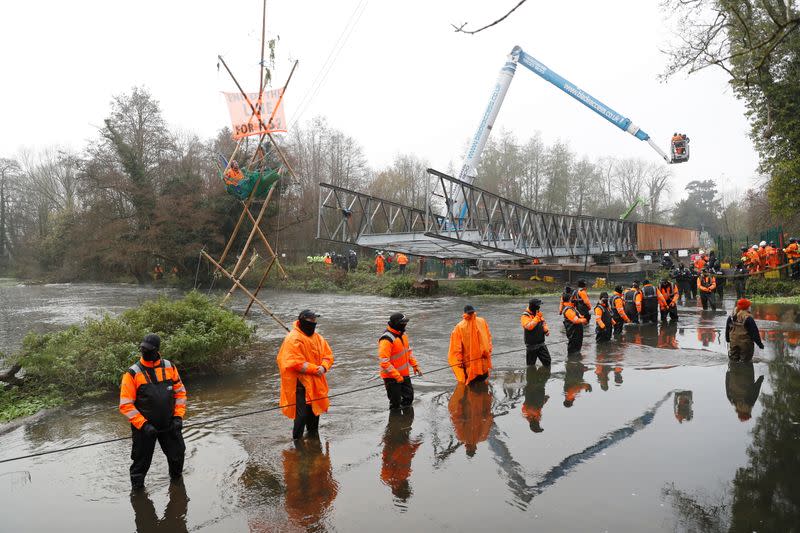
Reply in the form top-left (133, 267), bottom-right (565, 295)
top-left (521, 298), bottom-right (550, 366)
top-left (747, 245), bottom-right (762, 273)
top-left (623, 282), bottom-right (641, 324)
top-left (638, 279), bottom-right (660, 324)
top-left (282, 437), bottom-right (337, 529)
top-left (375, 252), bottom-right (385, 275)
top-left (379, 313), bottom-right (422, 410)
top-left (609, 285), bottom-right (630, 335)
top-left (448, 304), bottom-right (492, 384)
top-left (448, 381), bottom-right (493, 456)
top-left (562, 291), bottom-right (588, 354)
top-left (659, 279), bottom-right (679, 322)
top-left (323, 252), bottom-right (332, 267)
top-left (119, 334), bottom-right (187, 490)
top-left (563, 356), bottom-right (592, 407)
top-left (594, 292), bottom-right (613, 343)
top-left (277, 309), bottom-right (335, 440)
top-left (380, 408), bottom-right (421, 502)
top-left (697, 269), bottom-right (717, 311)
top-left (396, 253), bottom-right (409, 274)
top-left (757, 241), bottom-right (768, 268)
top-left (521, 364), bottom-right (550, 433)
top-left (784, 237), bottom-right (800, 279)
top-left (223, 160), bottom-right (245, 186)
top-left (571, 279), bottom-right (592, 320)
top-left (765, 241), bottom-right (780, 269)
top-left (693, 251), bottom-right (707, 271)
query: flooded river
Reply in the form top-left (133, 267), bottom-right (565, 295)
top-left (0, 281), bottom-right (798, 532)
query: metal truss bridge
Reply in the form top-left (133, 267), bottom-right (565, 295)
top-left (317, 168), bottom-right (683, 260)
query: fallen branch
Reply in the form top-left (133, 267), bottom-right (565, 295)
top-left (0, 363), bottom-right (24, 388)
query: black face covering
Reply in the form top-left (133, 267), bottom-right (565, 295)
top-left (141, 349), bottom-right (160, 362)
top-left (299, 319), bottom-right (317, 336)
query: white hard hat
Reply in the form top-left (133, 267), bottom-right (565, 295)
top-left (698, 249), bottom-right (705, 254)
top-left (752, 245), bottom-right (758, 250)
top-left (663, 252), bottom-right (669, 257)
top-left (759, 241), bottom-right (767, 247)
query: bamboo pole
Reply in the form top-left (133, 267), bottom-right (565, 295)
top-left (221, 252), bottom-right (259, 305)
top-left (244, 257), bottom-right (276, 316)
top-left (227, 181), bottom-right (272, 281)
top-left (201, 251), bottom-right (289, 331)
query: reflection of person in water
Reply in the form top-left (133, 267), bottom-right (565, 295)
top-left (521, 365), bottom-right (550, 432)
top-left (380, 408), bottom-right (422, 504)
top-left (130, 479), bottom-right (189, 533)
top-left (283, 438), bottom-right (338, 529)
top-left (697, 326), bottom-right (717, 347)
top-left (563, 356), bottom-right (592, 407)
top-left (725, 362), bottom-right (764, 421)
top-left (657, 321), bottom-right (679, 350)
top-left (594, 342), bottom-right (624, 390)
top-left (448, 381), bottom-right (494, 456)
top-left (673, 390), bottom-right (693, 423)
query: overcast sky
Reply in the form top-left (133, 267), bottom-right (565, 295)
top-left (2, 0), bottom-right (760, 201)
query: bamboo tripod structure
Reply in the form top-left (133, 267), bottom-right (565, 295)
top-left (202, 0), bottom-right (297, 332)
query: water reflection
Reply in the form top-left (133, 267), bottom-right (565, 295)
top-left (380, 408), bottom-right (421, 507)
top-left (725, 362), bottom-right (764, 422)
top-left (282, 438), bottom-right (338, 530)
top-left (563, 355), bottom-right (591, 407)
top-left (448, 382), bottom-right (494, 457)
top-left (697, 326), bottom-right (719, 348)
top-left (657, 322), bottom-right (679, 350)
top-left (521, 365), bottom-right (550, 432)
top-left (130, 480), bottom-right (189, 533)
top-left (594, 342), bottom-right (624, 390)
top-left (673, 391), bottom-right (693, 423)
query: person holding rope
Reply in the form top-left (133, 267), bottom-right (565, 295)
top-left (378, 313), bottom-right (422, 410)
top-left (698, 269), bottom-right (718, 311)
top-left (562, 291), bottom-right (588, 354)
top-left (277, 309), bottom-right (335, 440)
top-left (521, 298), bottom-right (550, 366)
top-left (119, 334), bottom-right (187, 490)
top-left (448, 304), bottom-right (493, 384)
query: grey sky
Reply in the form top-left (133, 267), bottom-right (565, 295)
top-left (2, 0), bottom-right (760, 201)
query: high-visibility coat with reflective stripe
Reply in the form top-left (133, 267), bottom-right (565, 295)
top-left (610, 292), bottom-right (629, 323)
top-left (562, 305), bottom-right (585, 325)
top-left (119, 357), bottom-right (187, 430)
top-left (378, 327), bottom-right (418, 380)
top-left (784, 243), bottom-right (799, 261)
top-left (396, 253), bottom-right (409, 265)
top-left (765, 246), bottom-right (780, 268)
top-left (521, 308), bottom-right (549, 345)
top-left (640, 284), bottom-right (659, 314)
top-left (594, 304), bottom-right (612, 329)
top-left (277, 321), bottom-right (335, 419)
top-left (448, 314), bottom-right (493, 384)
top-left (659, 283), bottom-right (679, 309)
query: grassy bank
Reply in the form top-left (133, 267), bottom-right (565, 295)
top-left (242, 263), bottom-right (562, 297)
top-left (0, 291), bottom-right (253, 423)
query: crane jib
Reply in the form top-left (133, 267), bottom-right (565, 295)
top-left (514, 48), bottom-right (650, 142)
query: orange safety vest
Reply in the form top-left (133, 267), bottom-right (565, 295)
top-left (223, 167), bottom-right (244, 186)
top-left (698, 275), bottom-right (716, 292)
top-left (396, 253), bottom-right (409, 265)
top-left (784, 243), bottom-right (799, 261)
top-left (378, 327), bottom-right (418, 380)
top-left (276, 321), bottom-right (335, 419)
top-left (659, 283), bottom-right (679, 309)
top-left (119, 357), bottom-right (187, 430)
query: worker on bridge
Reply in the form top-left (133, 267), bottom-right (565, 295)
top-left (594, 292), bottom-right (613, 343)
top-left (610, 285), bottom-right (630, 335)
top-left (659, 279), bottom-right (679, 322)
top-left (725, 298), bottom-right (764, 362)
top-left (698, 269), bottom-right (718, 311)
top-left (521, 298), bottom-right (550, 366)
top-left (448, 305), bottom-right (493, 385)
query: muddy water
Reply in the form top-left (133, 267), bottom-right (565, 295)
top-left (0, 282), bottom-right (799, 532)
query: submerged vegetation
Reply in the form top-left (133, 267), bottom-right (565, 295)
top-left (0, 291), bottom-right (252, 423)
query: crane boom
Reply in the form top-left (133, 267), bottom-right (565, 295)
top-left (451, 45), bottom-right (674, 221)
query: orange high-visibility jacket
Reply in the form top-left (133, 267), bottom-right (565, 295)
top-left (659, 283), bottom-right (679, 309)
top-left (119, 357), bottom-right (187, 430)
top-left (448, 314), bottom-right (493, 384)
top-left (784, 243), bottom-right (800, 261)
top-left (765, 246), bottom-right (780, 268)
top-left (698, 275), bottom-right (717, 292)
top-left (574, 288), bottom-right (591, 310)
top-left (634, 291), bottom-right (644, 313)
top-left (594, 304), bottom-right (611, 329)
top-left (396, 253), bottom-right (409, 265)
top-left (747, 249), bottom-right (762, 271)
top-left (324, 256), bottom-right (332, 265)
top-left (448, 382), bottom-right (493, 452)
top-left (375, 255), bottom-right (385, 273)
top-left (521, 309), bottom-right (549, 334)
top-left (282, 443), bottom-right (337, 528)
top-left (611, 291), bottom-right (630, 322)
top-left (276, 321), bottom-right (335, 419)
top-left (378, 326), bottom-right (419, 381)
top-left (694, 257), bottom-right (706, 270)
top-left (223, 166), bottom-right (244, 186)
top-left (562, 304), bottom-right (586, 324)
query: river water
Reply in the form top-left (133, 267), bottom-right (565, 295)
top-left (0, 281), bottom-right (798, 532)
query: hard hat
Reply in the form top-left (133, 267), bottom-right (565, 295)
top-left (752, 245), bottom-right (758, 250)
top-left (699, 249), bottom-right (705, 254)
top-left (759, 240), bottom-right (767, 247)
top-left (663, 252), bottom-right (669, 257)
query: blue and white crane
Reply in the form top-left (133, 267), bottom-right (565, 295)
top-left (452, 45), bottom-right (688, 220)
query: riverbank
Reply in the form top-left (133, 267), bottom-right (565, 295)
top-left (0, 291), bottom-right (253, 423)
